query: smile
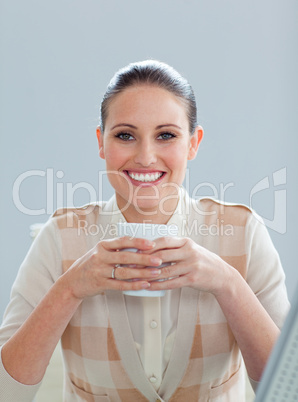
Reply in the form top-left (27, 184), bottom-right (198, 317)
top-left (125, 170), bottom-right (165, 183)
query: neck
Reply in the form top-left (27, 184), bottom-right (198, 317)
top-left (115, 193), bottom-right (180, 224)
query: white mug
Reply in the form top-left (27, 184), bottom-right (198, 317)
top-left (117, 222), bottom-right (178, 297)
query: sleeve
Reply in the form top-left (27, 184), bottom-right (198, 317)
top-left (245, 212), bottom-right (290, 329)
top-left (0, 216), bottom-right (63, 402)
top-left (245, 212), bottom-right (290, 392)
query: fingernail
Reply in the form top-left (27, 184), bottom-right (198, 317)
top-left (142, 282), bottom-right (151, 289)
top-left (151, 269), bottom-right (161, 276)
top-left (145, 240), bottom-right (155, 247)
top-left (151, 257), bottom-right (162, 265)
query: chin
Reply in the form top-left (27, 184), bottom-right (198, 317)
top-left (129, 198), bottom-right (160, 216)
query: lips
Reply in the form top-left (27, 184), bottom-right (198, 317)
top-left (124, 170), bottom-right (166, 184)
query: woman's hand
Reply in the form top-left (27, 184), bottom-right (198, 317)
top-left (61, 237), bottom-right (163, 300)
top-left (2, 236), bottom-right (163, 386)
top-left (145, 236), bottom-right (281, 383)
top-left (142, 236), bottom-right (232, 296)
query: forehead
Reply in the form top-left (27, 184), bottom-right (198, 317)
top-left (104, 85), bottom-right (189, 130)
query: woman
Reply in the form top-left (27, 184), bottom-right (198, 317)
top-left (0, 60), bottom-right (290, 401)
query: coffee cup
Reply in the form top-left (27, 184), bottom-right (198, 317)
top-left (117, 222), bottom-right (178, 297)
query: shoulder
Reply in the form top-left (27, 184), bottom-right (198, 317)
top-left (51, 201), bottom-right (107, 230)
top-left (190, 196), bottom-right (259, 227)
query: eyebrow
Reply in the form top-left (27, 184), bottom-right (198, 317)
top-left (110, 123), bottom-right (182, 130)
top-left (111, 123), bottom-right (137, 130)
top-left (156, 124), bottom-right (182, 130)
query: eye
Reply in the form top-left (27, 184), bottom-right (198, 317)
top-left (115, 132), bottom-right (134, 141)
top-left (157, 132), bottom-right (177, 140)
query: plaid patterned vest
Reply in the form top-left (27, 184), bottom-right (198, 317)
top-left (54, 195), bottom-right (251, 401)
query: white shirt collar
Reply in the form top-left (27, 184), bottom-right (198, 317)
top-left (107, 186), bottom-right (188, 237)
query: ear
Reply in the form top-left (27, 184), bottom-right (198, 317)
top-left (96, 126), bottom-right (105, 159)
top-left (188, 126), bottom-right (203, 160)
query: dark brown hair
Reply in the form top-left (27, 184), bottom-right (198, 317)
top-left (100, 60), bottom-right (197, 134)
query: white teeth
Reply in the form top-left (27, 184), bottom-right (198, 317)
top-left (128, 171), bottom-right (163, 182)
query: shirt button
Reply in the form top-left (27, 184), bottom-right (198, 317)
top-left (149, 376), bottom-right (157, 383)
top-left (150, 320), bottom-right (158, 329)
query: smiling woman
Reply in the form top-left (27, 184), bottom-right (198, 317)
top-left (96, 82), bottom-right (203, 222)
top-left (0, 60), bottom-right (290, 402)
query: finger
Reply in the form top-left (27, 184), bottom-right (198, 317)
top-left (112, 250), bottom-right (163, 267)
top-left (147, 275), bottom-right (189, 291)
top-left (154, 261), bottom-right (188, 281)
top-left (109, 265), bottom-right (162, 281)
top-left (101, 237), bottom-right (156, 251)
top-left (150, 248), bottom-right (183, 265)
top-left (140, 236), bottom-right (187, 254)
top-left (106, 278), bottom-right (152, 292)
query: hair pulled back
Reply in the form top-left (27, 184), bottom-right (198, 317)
top-left (100, 60), bottom-right (197, 134)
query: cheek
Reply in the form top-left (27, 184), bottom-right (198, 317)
top-left (166, 145), bottom-right (188, 169)
top-left (104, 146), bottom-right (127, 167)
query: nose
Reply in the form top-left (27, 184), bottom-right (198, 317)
top-left (134, 139), bottom-right (157, 166)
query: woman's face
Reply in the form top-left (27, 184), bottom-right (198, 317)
top-left (97, 85), bottom-right (203, 220)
